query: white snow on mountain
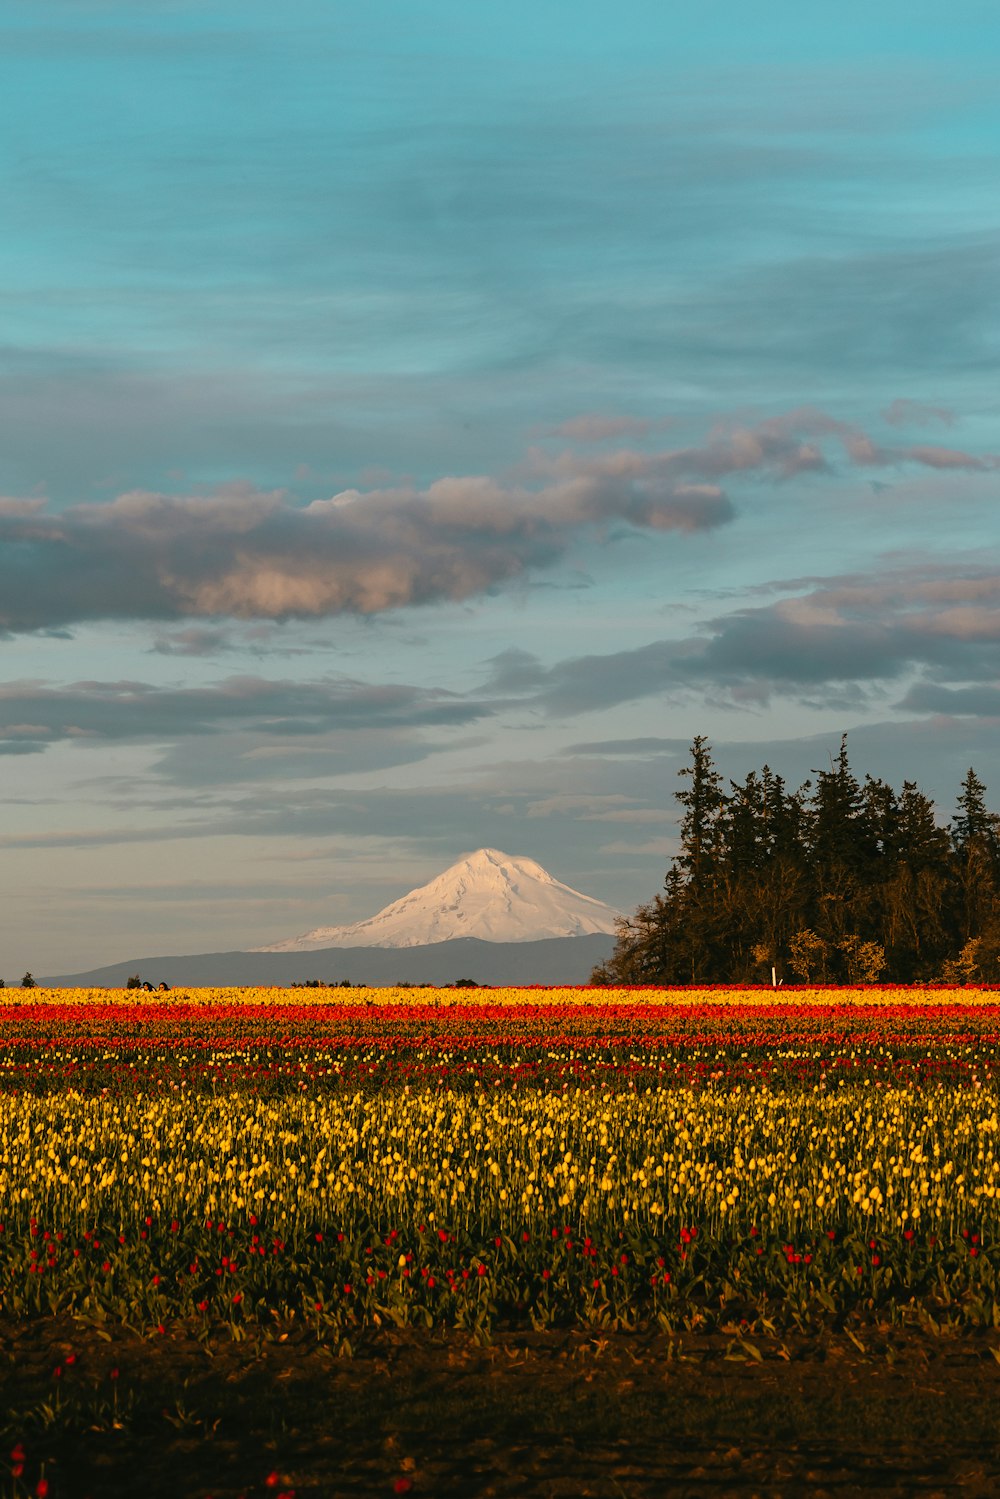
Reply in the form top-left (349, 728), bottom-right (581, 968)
top-left (254, 847), bottom-right (623, 951)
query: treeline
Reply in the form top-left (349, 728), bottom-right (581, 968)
top-left (592, 736), bottom-right (1000, 985)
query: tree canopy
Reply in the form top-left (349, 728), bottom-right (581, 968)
top-left (592, 737), bottom-right (1000, 985)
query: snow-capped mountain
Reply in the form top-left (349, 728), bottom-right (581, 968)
top-left (254, 847), bottom-right (622, 951)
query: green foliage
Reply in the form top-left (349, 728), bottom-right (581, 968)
top-left (787, 929), bottom-right (827, 983)
top-left (941, 938), bottom-right (981, 985)
top-left (21, 972), bottom-right (36, 989)
top-left (2, 1001), bottom-right (1000, 1341)
top-left (594, 736), bottom-right (999, 984)
top-left (837, 936), bottom-right (886, 984)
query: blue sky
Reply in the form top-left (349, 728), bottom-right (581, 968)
top-left (2, 1), bottom-right (999, 974)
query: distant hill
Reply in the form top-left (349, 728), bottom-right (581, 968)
top-left (40, 934), bottom-right (616, 989)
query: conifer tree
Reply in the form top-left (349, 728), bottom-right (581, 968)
top-left (670, 737), bottom-right (727, 979)
top-left (674, 735), bottom-right (725, 892)
top-left (590, 737), bottom-right (998, 985)
top-left (952, 767), bottom-right (999, 940)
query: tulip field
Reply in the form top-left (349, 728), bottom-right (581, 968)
top-left (3, 983), bottom-right (1000, 1341)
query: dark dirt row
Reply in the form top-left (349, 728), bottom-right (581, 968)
top-left (2, 1320), bottom-right (1000, 1497)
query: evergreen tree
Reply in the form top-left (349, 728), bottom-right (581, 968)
top-left (951, 768), bottom-right (1000, 940)
top-left (811, 736), bottom-right (869, 872)
top-left (671, 737), bottom-right (727, 979)
top-left (804, 738), bottom-right (887, 973)
top-left (674, 735), bottom-right (725, 892)
top-left (714, 768), bottom-right (810, 979)
top-left (952, 768), bottom-right (998, 853)
top-left (590, 737), bottom-right (998, 985)
top-left (976, 910), bottom-right (1000, 982)
top-left (591, 896), bottom-right (677, 984)
top-left (879, 781), bottom-right (952, 978)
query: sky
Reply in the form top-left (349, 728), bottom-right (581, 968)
top-left (2, 0), bottom-right (999, 975)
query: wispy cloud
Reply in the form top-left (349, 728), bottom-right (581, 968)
top-left (882, 399), bottom-right (956, 429)
top-left (897, 682), bottom-right (1000, 717)
top-left (540, 414), bottom-right (671, 441)
top-left (0, 675), bottom-right (492, 754)
top-left (487, 557), bottom-right (1000, 717)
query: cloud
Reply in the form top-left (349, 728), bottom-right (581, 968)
top-left (150, 626), bottom-right (247, 657)
top-left (741, 408), bottom-right (995, 473)
top-left (896, 683), bottom-right (1000, 718)
top-left (3, 409), bottom-right (995, 635)
top-left (529, 409), bottom-right (998, 487)
top-left (24, 551), bottom-right (983, 786)
top-left (566, 737), bottom-right (680, 756)
top-left (0, 448), bottom-right (735, 631)
top-left (149, 623), bottom-right (331, 657)
top-left (13, 552), bottom-right (993, 766)
top-left (0, 766), bottom-right (669, 881)
top-left (882, 399), bottom-right (956, 428)
top-left (4, 714), bottom-right (993, 867)
top-left (0, 674), bottom-right (493, 754)
top-left (679, 235), bottom-right (1000, 389)
top-left (905, 445), bottom-right (996, 471)
top-left (600, 837), bottom-right (677, 857)
top-left (578, 719), bottom-right (1000, 813)
top-left (523, 793), bottom-right (635, 818)
top-left (149, 726), bottom-right (492, 788)
top-left (541, 414), bottom-right (663, 441)
top-left (483, 648), bottom-right (549, 694)
top-left (495, 558), bottom-right (1000, 717)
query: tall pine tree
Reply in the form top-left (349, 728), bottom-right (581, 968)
top-left (592, 735), bottom-right (996, 985)
top-left (952, 768), bottom-right (1000, 941)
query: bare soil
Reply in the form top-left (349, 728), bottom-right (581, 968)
top-left (2, 1320), bottom-right (999, 1497)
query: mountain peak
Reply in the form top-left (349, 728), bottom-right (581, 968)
top-left (254, 848), bottom-right (621, 951)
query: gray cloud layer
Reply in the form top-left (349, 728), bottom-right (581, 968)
top-left (4, 556), bottom-right (998, 768)
top-left (487, 559), bottom-right (1000, 716)
top-left (2, 411), bottom-right (994, 634)
top-left (0, 675), bottom-right (489, 755)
